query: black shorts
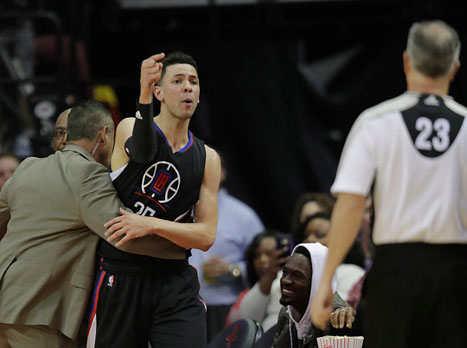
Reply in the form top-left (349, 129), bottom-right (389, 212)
top-left (86, 257), bottom-right (207, 348)
top-left (362, 243), bottom-right (467, 348)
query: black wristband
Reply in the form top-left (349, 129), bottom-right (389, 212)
top-left (136, 101), bottom-right (153, 121)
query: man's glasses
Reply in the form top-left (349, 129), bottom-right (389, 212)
top-left (53, 128), bottom-right (67, 138)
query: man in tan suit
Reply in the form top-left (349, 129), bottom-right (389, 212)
top-left (0, 100), bottom-right (170, 347)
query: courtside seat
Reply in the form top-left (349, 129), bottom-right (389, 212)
top-left (207, 319), bottom-right (263, 348)
top-left (252, 323), bottom-right (277, 348)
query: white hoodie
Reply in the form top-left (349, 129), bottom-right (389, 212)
top-left (287, 242), bottom-right (337, 339)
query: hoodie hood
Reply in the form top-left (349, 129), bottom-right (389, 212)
top-left (287, 242), bottom-right (337, 339)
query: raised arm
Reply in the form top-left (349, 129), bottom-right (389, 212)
top-left (111, 53), bottom-right (165, 170)
top-left (105, 145), bottom-right (221, 251)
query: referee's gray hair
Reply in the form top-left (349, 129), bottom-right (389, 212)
top-left (67, 100), bottom-right (114, 141)
top-left (406, 20), bottom-right (461, 78)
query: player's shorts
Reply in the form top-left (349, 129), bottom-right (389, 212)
top-left (86, 256), bottom-right (207, 348)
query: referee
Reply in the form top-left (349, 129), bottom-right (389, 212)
top-left (311, 20), bottom-right (467, 348)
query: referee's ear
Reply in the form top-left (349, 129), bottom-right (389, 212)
top-left (449, 60), bottom-right (460, 82)
top-left (403, 51), bottom-right (411, 76)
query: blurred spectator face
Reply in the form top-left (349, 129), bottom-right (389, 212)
top-left (253, 236), bottom-right (277, 279)
top-left (0, 155), bottom-right (19, 190)
top-left (303, 217), bottom-right (330, 246)
top-left (53, 109), bottom-right (70, 151)
top-left (299, 201), bottom-right (323, 222)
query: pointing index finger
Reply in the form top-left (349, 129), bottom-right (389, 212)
top-left (150, 52), bottom-right (165, 62)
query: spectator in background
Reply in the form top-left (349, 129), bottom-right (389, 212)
top-left (190, 152), bottom-right (264, 342)
top-left (53, 108), bottom-right (71, 151)
top-left (298, 212), bottom-right (365, 302)
top-left (292, 192), bottom-right (365, 265)
top-left (272, 243), bottom-right (355, 348)
top-left (290, 193), bottom-right (335, 242)
top-left (0, 154), bottom-right (19, 191)
top-left (227, 192), bottom-right (338, 329)
top-left (225, 230), bottom-right (290, 331)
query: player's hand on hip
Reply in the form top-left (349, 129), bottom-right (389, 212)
top-left (140, 52), bottom-right (165, 104)
top-left (105, 208), bottom-right (153, 247)
top-left (311, 281), bottom-right (334, 330)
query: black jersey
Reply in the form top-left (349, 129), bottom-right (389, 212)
top-left (98, 122), bottom-right (206, 262)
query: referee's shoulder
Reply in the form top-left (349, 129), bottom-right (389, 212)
top-left (444, 97), bottom-right (467, 118)
top-left (358, 93), bottom-right (417, 122)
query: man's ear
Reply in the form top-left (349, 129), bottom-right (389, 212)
top-left (154, 85), bottom-right (163, 102)
top-left (403, 51), bottom-right (410, 75)
top-left (97, 126), bottom-right (109, 145)
top-left (449, 60), bottom-right (460, 81)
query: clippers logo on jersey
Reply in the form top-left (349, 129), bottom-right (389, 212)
top-left (402, 94), bottom-right (464, 158)
top-left (141, 161), bottom-right (181, 203)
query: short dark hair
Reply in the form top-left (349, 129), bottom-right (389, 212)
top-left (67, 100), bottom-right (114, 141)
top-left (159, 51), bottom-right (198, 84)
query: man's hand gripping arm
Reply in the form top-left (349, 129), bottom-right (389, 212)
top-left (105, 146), bottom-right (221, 251)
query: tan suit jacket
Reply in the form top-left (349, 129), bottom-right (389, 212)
top-left (0, 144), bottom-right (169, 342)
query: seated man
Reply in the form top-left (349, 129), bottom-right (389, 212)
top-left (272, 243), bottom-right (355, 348)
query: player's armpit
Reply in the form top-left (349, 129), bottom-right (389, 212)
top-left (111, 117), bottom-right (134, 171)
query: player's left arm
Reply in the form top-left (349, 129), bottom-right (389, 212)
top-left (104, 145), bottom-right (221, 251)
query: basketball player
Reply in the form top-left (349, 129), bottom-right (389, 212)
top-left (86, 52), bottom-right (221, 348)
top-left (311, 20), bottom-right (467, 348)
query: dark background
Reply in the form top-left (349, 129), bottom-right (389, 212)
top-left (1, 0), bottom-right (466, 231)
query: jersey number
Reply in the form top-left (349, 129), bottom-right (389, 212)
top-left (415, 117), bottom-right (450, 152)
top-left (134, 201), bottom-right (156, 217)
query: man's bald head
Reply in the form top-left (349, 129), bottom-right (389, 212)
top-left (53, 108), bottom-right (71, 151)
